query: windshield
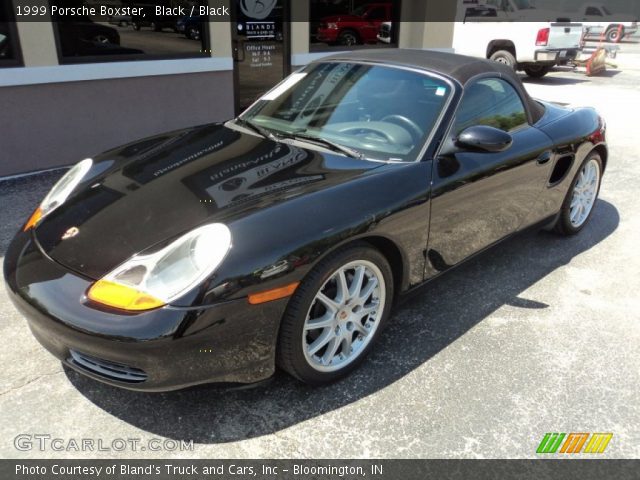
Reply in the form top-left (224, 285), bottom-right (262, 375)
top-left (352, 5), bottom-right (368, 16)
top-left (239, 62), bottom-right (452, 162)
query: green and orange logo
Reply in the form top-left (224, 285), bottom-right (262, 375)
top-left (537, 433), bottom-right (613, 454)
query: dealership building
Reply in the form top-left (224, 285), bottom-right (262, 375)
top-left (0, 0), bottom-right (459, 177)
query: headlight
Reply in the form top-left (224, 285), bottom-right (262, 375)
top-left (327, 22), bottom-right (338, 29)
top-left (87, 224), bottom-right (232, 311)
top-left (23, 158), bottom-right (93, 231)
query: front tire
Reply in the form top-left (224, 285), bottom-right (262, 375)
top-left (553, 152), bottom-right (603, 235)
top-left (277, 244), bottom-right (394, 385)
top-left (338, 29), bottom-right (360, 47)
top-left (187, 26), bottom-right (200, 41)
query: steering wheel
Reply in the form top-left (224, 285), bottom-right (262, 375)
top-left (381, 115), bottom-right (424, 143)
top-left (332, 125), bottom-right (396, 144)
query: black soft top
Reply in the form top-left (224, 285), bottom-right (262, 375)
top-left (317, 49), bottom-right (545, 123)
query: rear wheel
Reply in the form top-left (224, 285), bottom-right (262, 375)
top-left (605, 26), bottom-right (623, 43)
top-left (277, 244), bottom-right (394, 384)
top-left (553, 152), bottom-right (603, 235)
top-left (524, 65), bottom-right (552, 78)
top-left (489, 50), bottom-right (517, 69)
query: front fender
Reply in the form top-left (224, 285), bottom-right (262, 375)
top-left (179, 161), bottom-right (433, 308)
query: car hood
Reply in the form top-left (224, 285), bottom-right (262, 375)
top-left (321, 14), bottom-right (364, 23)
top-left (34, 123), bottom-right (383, 280)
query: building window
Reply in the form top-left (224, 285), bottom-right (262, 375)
top-left (0, 2), bottom-right (22, 67)
top-left (51, 1), bottom-right (210, 63)
top-left (310, 0), bottom-right (400, 52)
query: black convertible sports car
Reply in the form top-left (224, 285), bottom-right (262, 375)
top-left (4, 50), bottom-right (607, 390)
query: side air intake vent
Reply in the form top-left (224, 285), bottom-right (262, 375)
top-left (549, 155), bottom-right (575, 186)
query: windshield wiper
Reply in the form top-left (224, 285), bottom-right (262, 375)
top-left (233, 121), bottom-right (365, 160)
top-left (234, 118), bottom-right (279, 141)
top-left (281, 130), bottom-right (365, 160)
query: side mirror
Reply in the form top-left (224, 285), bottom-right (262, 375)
top-left (456, 125), bottom-right (513, 153)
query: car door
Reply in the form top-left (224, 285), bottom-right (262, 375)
top-left (426, 77), bottom-right (553, 277)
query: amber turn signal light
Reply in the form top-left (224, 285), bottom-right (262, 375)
top-left (87, 280), bottom-right (165, 311)
top-left (248, 282), bottom-right (300, 305)
top-left (23, 207), bottom-right (43, 231)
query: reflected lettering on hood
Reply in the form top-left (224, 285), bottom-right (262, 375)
top-left (185, 142), bottom-right (324, 209)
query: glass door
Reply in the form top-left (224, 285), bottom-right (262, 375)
top-left (231, 0), bottom-right (290, 113)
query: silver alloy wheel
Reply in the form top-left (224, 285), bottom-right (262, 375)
top-left (569, 158), bottom-right (600, 228)
top-left (495, 57), bottom-right (509, 65)
top-left (302, 260), bottom-right (385, 372)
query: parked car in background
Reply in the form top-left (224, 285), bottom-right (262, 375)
top-left (470, 0), bottom-right (566, 21)
top-left (317, 2), bottom-right (392, 46)
top-left (53, 17), bottom-right (147, 57)
top-left (577, 3), bottom-right (638, 42)
top-left (0, 24), bottom-right (10, 58)
top-left (453, 16), bottom-right (584, 77)
top-left (5, 50), bottom-right (608, 390)
top-left (310, 0), bottom-right (351, 42)
top-left (176, 15), bottom-right (202, 40)
top-left (131, 15), bottom-right (177, 32)
top-left (56, 20), bottom-right (144, 57)
top-left (56, 17), bottom-right (120, 46)
top-left (108, 14), bottom-right (132, 27)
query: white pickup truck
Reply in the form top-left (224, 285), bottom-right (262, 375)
top-left (577, 3), bottom-right (638, 43)
top-left (453, 0), bottom-right (584, 78)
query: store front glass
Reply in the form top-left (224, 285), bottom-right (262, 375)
top-left (50, 0), bottom-right (210, 63)
top-left (0, 1), bottom-right (21, 67)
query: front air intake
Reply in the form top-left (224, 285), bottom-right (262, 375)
top-left (69, 350), bottom-right (147, 383)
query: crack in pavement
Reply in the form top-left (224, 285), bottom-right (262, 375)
top-left (0, 371), bottom-right (64, 397)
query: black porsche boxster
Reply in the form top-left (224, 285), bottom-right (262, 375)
top-left (4, 50), bottom-right (607, 390)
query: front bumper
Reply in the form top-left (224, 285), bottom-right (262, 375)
top-left (3, 231), bottom-right (288, 391)
top-left (316, 28), bottom-right (339, 43)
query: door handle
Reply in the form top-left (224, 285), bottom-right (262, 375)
top-left (232, 40), bottom-right (245, 62)
top-left (537, 151), bottom-right (552, 165)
